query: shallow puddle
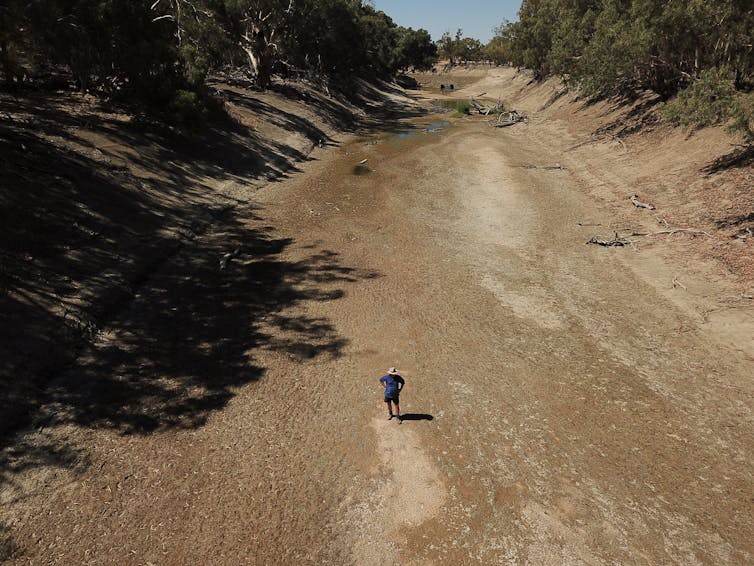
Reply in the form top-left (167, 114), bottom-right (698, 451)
top-left (346, 119), bottom-right (451, 175)
top-left (392, 121), bottom-right (450, 140)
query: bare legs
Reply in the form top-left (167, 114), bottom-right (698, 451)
top-left (387, 400), bottom-right (401, 420)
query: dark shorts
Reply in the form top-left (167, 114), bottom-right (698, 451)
top-left (384, 394), bottom-right (399, 404)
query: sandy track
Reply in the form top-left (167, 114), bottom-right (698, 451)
top-left (2, 73), bottom-right (753, 564)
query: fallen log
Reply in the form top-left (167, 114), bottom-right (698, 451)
top-left (496, 111), bottom-right (526, 127)
top-left (471, 98), bottom-right (504, 115)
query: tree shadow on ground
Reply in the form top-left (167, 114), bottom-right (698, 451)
top-left (1, 196), bottom-right (379, 480)
top-left (703, 145), bottom-right (754, 173)
top-left (269, 82), bottom-right (360, 132)
top-left (0, 197), bottom-right (378, 558)
top-left (222, 90), bottom-right (330, 149)
top-left (590, 96), bottom-right (661, 138)
top-left (1, 522), bottom-right (18, 562)
top-left (714, 211), bottom-right (754, 234)
top-left (0, 433), bottom-right (89, 559)
top-left (399, 413), bottom-right (434, 422)
top-left (0, 81), bottom-right (398, 558)
top-left (40, 207), bottom-right (374, 435)
top-left (0, 85), bottom-right (381, 441)
top-left (0, 433), bottom-right (88, 503)
top-left (351, 79), bottom-right (428, 125)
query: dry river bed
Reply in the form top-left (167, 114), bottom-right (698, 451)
top-left (2, 112), bottom-right (753, 565)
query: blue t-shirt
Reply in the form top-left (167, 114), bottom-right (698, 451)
top-left (380, 374), bottom-right (404, 396)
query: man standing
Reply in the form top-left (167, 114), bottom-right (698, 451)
top-left (379, 367), bottom-right (405, 422)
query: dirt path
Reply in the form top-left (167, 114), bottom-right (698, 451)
top-left (2, 72), bottom-right (753, 564)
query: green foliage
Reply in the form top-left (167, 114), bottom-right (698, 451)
top-left (436, 99), bottom-right (471, 115)
top-left (486, 0), bottom-right (754, 145)
top-left (662, 68), bottom-right (736, 129)
top-left (357, 7), bottom-right (400, 78)
top-left (484, 21), bottom-right (515, 64)
top-left (437, 31), bottom-right (455, 63)
top-left (168, 89), bottom-right (209, 131)
top-left (457, 37), bottom-right (483, 62)
top-left (1, 0), bottom-right (429, 107)
top-left (437, 29), bottom-right (466, 65)
top-left (0, 2), bottom-right (29, 86)
top-left (454, 100), bottom-right (471, 114)
top-left (730, 92), bottom-right (754, 142)
top-left (492, 0), bottom-right (754, 101)
top-left (396, 28), bottom-right (437, 71)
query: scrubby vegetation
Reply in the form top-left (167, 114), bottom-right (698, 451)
top-left (0, 0), bottom-right (437, 117)
top-left (438, 29), bottom-right (484, 65)
top-left (485, 1), bottom-right (754, 138)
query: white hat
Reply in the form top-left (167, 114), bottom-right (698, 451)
top-left (387, 367), bottom-right (398, 375)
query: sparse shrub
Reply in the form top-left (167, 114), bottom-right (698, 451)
top-left (454, 100), bottom-right (471, 114)
top-left (434, 99), bottom-right (472, 115)
top-left (168, 89), bottom-right (208, 131)
top-left (662, 68), bottom-right (736, 129)
top-left (180, 44), bottom-right (210, 90)
top-left (730, 92), bottom-right (754, 143)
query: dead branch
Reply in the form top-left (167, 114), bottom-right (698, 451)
top-left (629, 228), bottom-right (712, 238)
top-left (672, 277), bottom-right (687, 290)
top-left (219, 248), bottom-right (240, 270)
top-left (471, 98), bottom-right (503, 116)
top-left (629, 194), bottom-right (655, 210)
top-left (496, 111), bottom-right (526, 127)
top-left (587, 232), bottom-right (629, 247)
top-left (521, 164), bottom-right (566, 170)
top-left (567, 134), bottom-right (627, 152)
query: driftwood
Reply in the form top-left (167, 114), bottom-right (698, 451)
top-left (629, 228), bottom-right (712, 238)
top-left (219, 248), bottom-right (240, 270)
top-left (496, 111), bottom-right (526, 127)
top-left (521, 164), bottom-right (566, 170)
top-left (672, 277), bottom-right (687, 290)
top-left (629, 194), bottom-right (655, 210)
top-left (470, 98), bottom-right (504, 116)
top-left (588, 226), bottom-right (712, 249)
top-left (587, 232), bottom-right (629, 247)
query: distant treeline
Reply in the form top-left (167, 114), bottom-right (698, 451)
top-left (486, 0), bottom-right (754, 139)
top-left (0, 1), bottom-right (437, 107)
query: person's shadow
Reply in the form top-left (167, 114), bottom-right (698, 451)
top-left (399, 413), bottom-right (434, 422)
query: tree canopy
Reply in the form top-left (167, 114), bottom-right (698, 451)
top-left (491, 0), bottom-right (754, 101)
top-left (482, 0), bottom-right (754, 138)
top-left (0, 0), bottom-right (438, 105)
